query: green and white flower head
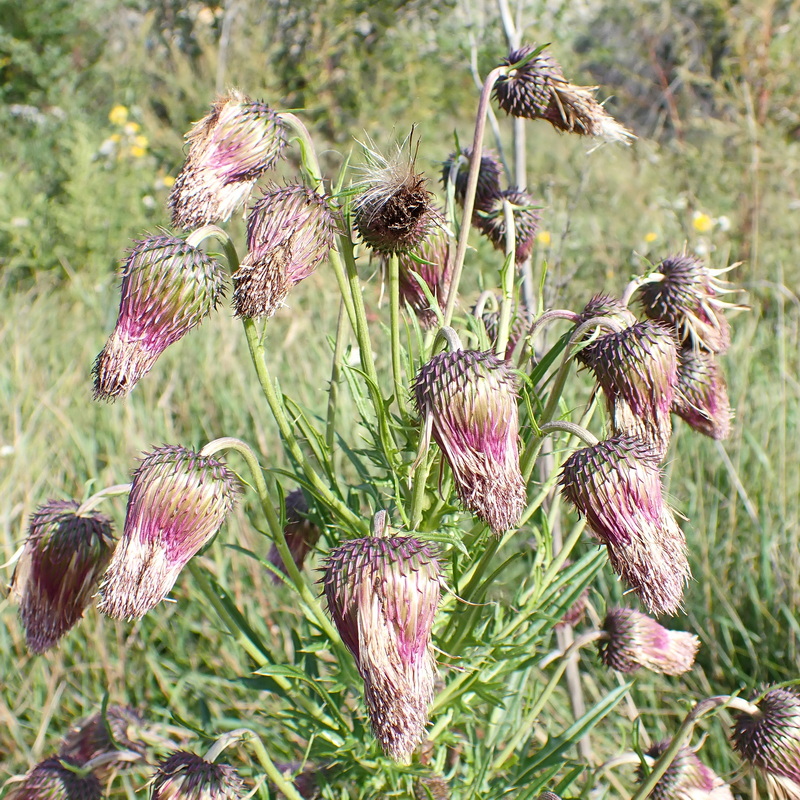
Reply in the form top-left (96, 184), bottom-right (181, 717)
top-left (151, 752), bottom-right (245, 800)
top-left (638, 739), bottom-right (734, 799)
top-left (98, 445), bottom-right (239, 621)
top-left (7, 756), bottom-right (102, 800)
top-left (673, 347), bottom-right (732, 440)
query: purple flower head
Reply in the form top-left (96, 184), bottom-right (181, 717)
top-left (151, 751), bottom-right (245, 800)
top-left (578, 321), bottom-right (678, 461)
top-left (560, 435), bottom-right (690, 616)
top-left (440, 147), bottom-right (502, 212)
top-left (169, 90), bottom-right (287, 230)
top-left (577, 293), bottom-right (638, 330)
top-left (639, 739), bottom-right (734, 799)
top-left (637, 254), bottom-right (739, 353)
top-left (98, 445), bottom-right (239, 620)
top-left (267, 489), bottom-right (321, 581)
top-left (414, 349), bottom-right (525, 535)
top-left (474, 188), bottom-right (540, 265)
top-left (12, 500), bottom-right (115, 653)
top-left (322, 531), bottom-right (441, 762)
top-left (599, 608), bottom-right (700, 675)
top-left (732, 686), bottom-right (800, 799)
top-left (93, 236), bottom-right (226, 401)
top-left (232, 183), bottom-right (337, 318)
top-left (7, 756), bottom-right (102, 800)
top-left (673, 347), bottom-right (732, 440)
top-left (493, 45), bottom-right (634, 144)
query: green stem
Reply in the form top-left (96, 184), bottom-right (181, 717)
top-left (495, 198), bottom-right (516, 357)
top-left (326, 301), bottom-right (347, 454)
top-left (388, 252), bottom-right (406, 412)
top-left (76, 484), bottom-right (131, 515)
top-left (538, 421), bottom-right (598, 448)
top-left (518, 309), bottom-right (580, 367)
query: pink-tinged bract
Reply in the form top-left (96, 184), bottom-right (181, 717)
top-left (474, 188), bottom-right (540, 264)
top-left (98, 445), bottom-right (239, 620)
top-left (639, 739), bottom-right (734, 799)
top-left (673, 347), bottom-right (732, 440)
top-left (440, 147), bottom-right (502, 212)
top-left (151, 751), bottom-right (245, 800)
top-left (267, 489), bottom-right (321, 581)
top-left (7, 755), bottom-right (102, 800)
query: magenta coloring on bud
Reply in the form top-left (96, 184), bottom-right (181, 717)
top-left (640, 739), bottom-right (733, 799)
top-left (152, 751), bottom-right (245, 800)
top-left (7, 755), bottom-right (102, 800)
top-left (673, 347), bottom-right (732, 440)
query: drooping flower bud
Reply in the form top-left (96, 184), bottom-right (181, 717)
top-left (636, 254), bottom-right (738, 353)
top-left (576, 293), bottom-right (638, 331)
top-left (731, 686), bottom-right (800, 799)
top-left (560, 435), bottom-right (690, 616)
top-left (11, 500), bottom-right (115, 653)
top-left (169, 90), bottom-right (287, 230)
top-left (474, 188), bottom-right (540, 264)
top-left (493, 45), bottom-right (634, 144)
top-left (93, 236), bottom-right (226, 401)
top-left (598, 608), bottom-right (700, 675)
top-left (638, 739), bottom-right (734, 799)
top-left (415, 774), bottom-right (450, 800)
top-left (473, 300), bottom-right (529, 360)
top-left (440, 147), bottom-right (502, 212)
top-left (98, 445), bottom-right (239, 620)
top-left (414, 349), bottom-right (525, 534)
top-left (232, 183), bottom-right (337, 318)
top-left (7, 756), bottom-right (102, 800)
top-left (267, 489), bottom-right (321, 581)
top-left (151, 751), bottom-right (245, 800)
top-left (322, 531), bottom-right (441, 763)
top-left (578, 321), bottom-right (678, 461)
top-left (673, 347), bottom-right (732, 440)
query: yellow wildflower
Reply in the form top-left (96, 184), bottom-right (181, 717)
top-left (124, 121), bottom-right (141, 135)
top-left (692, 211), bottom-right (713, 234)
top-left (110, 133), bottom-right (122, 143)
top-left (108, 105), bottom-right (129, 126)
top-left (129, 145), bottom-right (147, 158)
top-left (537, 230), bottom-right (551, 246)
top-left (133, 135), bottom-right (149, 149)
top-left (162, 175), bottom-right (176, 188)
top-left (644, 231), bottom-right (658, 243)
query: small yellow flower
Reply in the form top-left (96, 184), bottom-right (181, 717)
top-left (537, 230), bottom-right (551, 246)
top-left (692, 211), bottom-right (713, 234)
top-left (108, 105), bottom-right (129, 126)
top-left (644, 231), bottom-right (658, 243)
top-left (133, 135), bottom-right (149, 149)
top-left (162, 175), bottom-right (176, 188)
top-left (109, 133), bottom-right (122, 143)
top-left (129, 145), bottom-right (147, 158)
top-left (124, 121), bottom-right (141, 135)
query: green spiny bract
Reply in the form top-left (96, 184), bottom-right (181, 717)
top-left (151, 752), bottom-right (245, 800)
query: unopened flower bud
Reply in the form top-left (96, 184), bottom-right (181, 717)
top-left (169, 90), bottom-right (287, 229)
top-left (151, 751), bottom-right (245, 800)
top-left (638, 739), bottom-right (733, 799)
top-left (414, 349), bottom-right (525, 534)
top-left (474, 188), bottom-right (540, 264)
top-left (673, 347), bottom-right (732, 440)
top-left (322, 532), bottom-right (441, 762)
top-left (267, 489), bottom-right (321, 581)
top-left (576, 293), bottom-right (638, 330)
top-left (93, 236), bottom-right (226, 401)
top-left (233, 183), bottom-right (337, 318)
top-left (12, 500), bottom-right (115, 653)
top-left (441, 147), bottom-right (502, 212)
top-left (7, 756), bottom-right (102, 800)
top-left (98, 445), bottom-right (239, 620)
top-left (560, 435), bottom-right (690, 616)
top-left (599, 608), bottom-right (699, 675)
top-left (415, 774), bottom-right (450, 800)
top-left (473, 301), bottom-right (528, 360)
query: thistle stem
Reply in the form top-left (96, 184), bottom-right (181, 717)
top-left (325, 300), bottom-right (347, 454)
top-left (434, 325), bottom-right (464, 353)
top-left (518, 309), bottom-right (581, 366)
top-left (621, 272), bottom-right (664, 307)
top-left (495, 198), bottom-right (516, 358)
top-left (388, 252), bottom-right (406, 412)
top-left (76, 484), bottom-right (131, 515)
top-left (538, 421), bottom-right (598, 448)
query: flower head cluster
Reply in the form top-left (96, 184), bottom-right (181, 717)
top-left (151, 751), bottom-right (245, 800)
top-left (673, 347), bottom-right (732, 440)
top-left (7, 756), bottom-right (102, 800)
top-left (639, 739), bottom-right (733, 799)
top-left (440, 147), bottom-right (503, 212)
top-left (267, 489), bottom-right (321, 581)
top-left (474, 188), bottom-right (540, 264)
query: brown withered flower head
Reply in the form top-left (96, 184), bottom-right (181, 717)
top-left (474, 188), bottom-right (540, 265)
top-left (7, 756), bottom-right (103, 800)
top-left (169, 90), bottom-right (287, 230)
top-left (731, 686), bottom-right (800, 800)
top-left (673, 347), bottom-right (732, 440)
top-left (636, 254), bottom-right (740, 354)
top-left (599, 608), bottom-right (700, 675)
top-left (440, 147), bottom-right (503, 212)
top-left (353, 134), bottom-right (435, 254)
top-left (322, 529), bottom-right (441, 763)
top-left (12, 500), bottom-right (115, 653)
top-left (232, 183), bottom-right (337, 318)
top-left (151, 751), bottom-right (245, 800)
top-left (98, 445), bottom-right (239, 621)
top-left (493, 45), bottom-right (634, 144)
top-left (638, 739), bottom-right (734, 800)
top-left (414, 348), bottom-right (525, 535)
top-left (560, 434), bottom-right (690, 616)
top-left (267, 489), bottom-right (321, 582)
top-left (93, 236), bottom-right (226, 401)
top-left (415, 774), bottom-right (450, 800)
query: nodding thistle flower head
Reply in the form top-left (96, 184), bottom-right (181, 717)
top-left (474, 188), bottom-right (540, 265)
top-left (414, 348), bottom-right (525, 535)
top-left (636, 254), bottom-right (739, 353)
top-left (537, 794), bottom-right (563, 800)
top-left (473, 303), bottom-right (528, 360)
top-left (638, 740), bottom-right (734, 800)
top-left (731, 686), bottom-right (800, 799)
top-left (7, 756), bottom-right (102, 800)
top-left (440, 147), bottom-right (502, 212)
top-left (577, 320), bottom-right (679, 461)
top-left (493, 45), bottom-right (634, 144)
top-left (577, 293), bottom-right (638, 330)
top-left (151, 751), bottom-right (245, 800)
top-left (168, 90), bottom-right (287, 229)
top-left (11, 500), bottom-right (115, 653)
top-left (560, 434), bottom-right (690, 616)
top-left (232, 183), bottom-right (337, 318)
top-left (93, 236), bottom-right (226, 401)
top-left (353, 134), bottom-right (435, 254)
top-left (322, 528), bottom-right (441, 763)
top-left (98, 445), bottom-right (239, 621)
top-left (267, 489), bottom-right (321, 582)
top-left (599, 608), bottom-right (700, 675)
top-left (414, 774), bottom-right (450, 800)
top-left (673, 347), bottom-right (732, 440)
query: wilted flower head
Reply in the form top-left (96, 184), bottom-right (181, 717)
top-left (98, 445), bottom-right (239, 620)
top-left (560, 434), bottom-right (690, 616)
top-left (7, 756), bottom-right (102, 800)
top-left (637, 254), bottom-right (739, 353)
top-left (493, 45), bottom-right (634, 144)
top-left (267, 489), bottom-right (321, 581)
top-left (415, 774), bottom-right (450, 800)
top-left (440, 147), bottom-right (502, 211)
top-left (12, 500), bottom-right (115, 653)
top-left (93, 236), bottom-right (226, 401)
top-left (232, 183), bottom-right (337, 318)
top-left (322, 529), bottom-right (441, 762)
top-left (731, 686), bottom-right (800, 799)
top-left (474, 188), bottom-right (540, 264)
top-left (599, 608), bottom-right (700, 675)
top-left (151, 751), bottom-right (245, 800)
top-left (638, 739), bottom-right (734, 799)
top-left (169, 90), bottom-right (287, 229)
top-left (353, 134), bottom-right (435, 254)
top-left (414, 348), bottom-right (525, 534)
top-left (673, 347), bottom-right (732, 440)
